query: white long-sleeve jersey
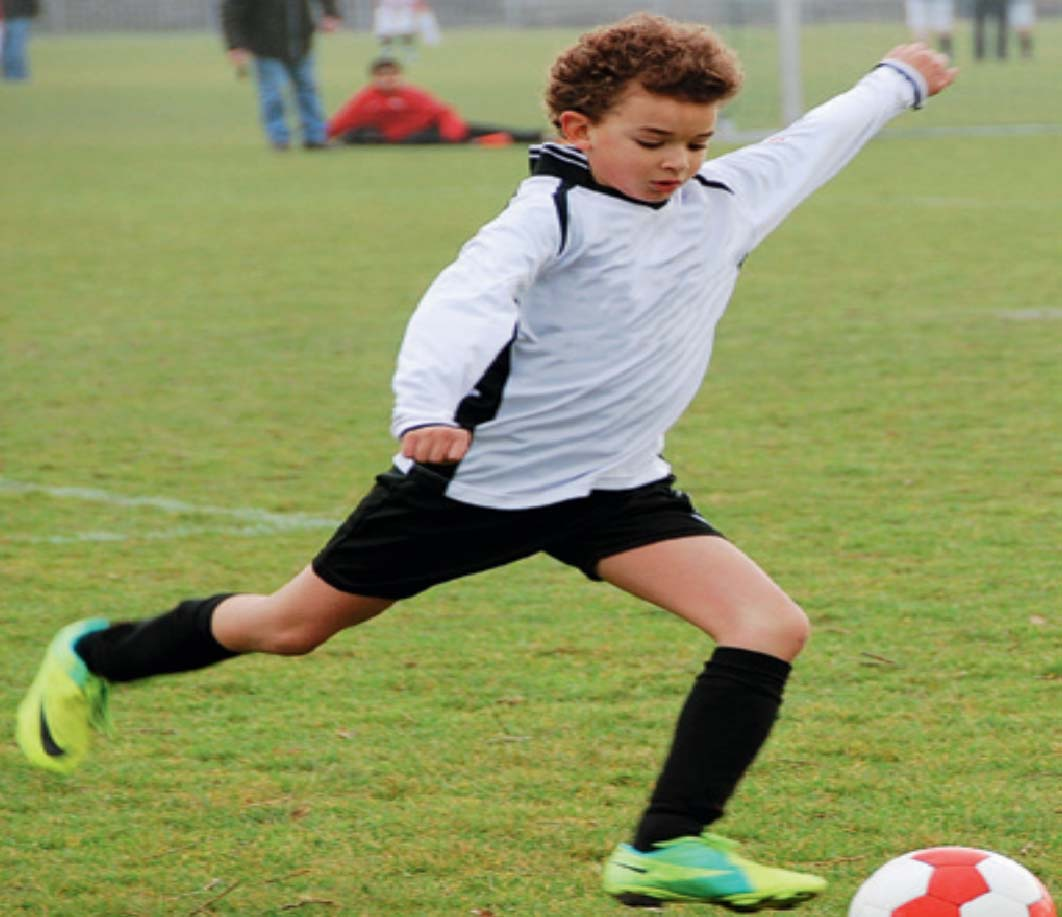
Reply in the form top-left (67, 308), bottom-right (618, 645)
top-left (390, 62), bottom-right (928, 509)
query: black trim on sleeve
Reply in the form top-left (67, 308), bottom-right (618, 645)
top-left (398, 421), bottom-right (461, 437)
top-left (874, 61), bottom-right (924, 109)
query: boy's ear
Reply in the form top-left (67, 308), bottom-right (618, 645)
top-left (558, 111), bottom-right (593, 151)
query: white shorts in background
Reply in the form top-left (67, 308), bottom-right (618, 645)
top-left (1008, 0), bottom-right (1036, 30)
top-left (905, 0), bottom-right (956, 33)
top-left (374, 1), bottom-right (418, 39)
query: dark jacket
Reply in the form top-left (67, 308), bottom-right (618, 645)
top-left (3, 0), bottom-right (42, 18)
top-left (221, 0), bottom-right (338, 63)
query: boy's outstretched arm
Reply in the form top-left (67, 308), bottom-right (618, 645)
top-left (883, 42), bottom-right (959, 96)
top-left (703, 42), bottom-right (957, 254)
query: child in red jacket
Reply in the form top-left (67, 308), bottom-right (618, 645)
top-left (328, 57), bottom-right (544, 145)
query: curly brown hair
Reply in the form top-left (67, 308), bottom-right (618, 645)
top-left (545, 13), bottom-right (744, 130)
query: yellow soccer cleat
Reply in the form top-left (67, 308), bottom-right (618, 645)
top-left (16, 619), bottom-right (112, 774)
top-left (603, 832), bottom-right (827, 911)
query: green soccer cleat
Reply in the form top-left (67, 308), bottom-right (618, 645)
top-left (16, 619), bottom-right (112, 774)
top-left (603, 832), bottom-right (827, 912)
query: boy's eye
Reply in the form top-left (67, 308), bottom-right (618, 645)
top-left (635, 139), bottom-right (710, 152)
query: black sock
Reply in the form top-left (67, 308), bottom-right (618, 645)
top-left (74, 594), bottom-right (239, 682)
top-left (631, 646), bottom-right (791, 852)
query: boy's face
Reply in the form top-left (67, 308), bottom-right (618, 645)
top-left (561, 83), bottom-right (719, 204)
top-left (371, 65), bottom-right (404, 93)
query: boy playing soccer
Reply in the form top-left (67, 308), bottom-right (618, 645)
top-left (17, 14), bottom-right (956, 910)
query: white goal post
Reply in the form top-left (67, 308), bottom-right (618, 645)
top-left (776, 0), bottom-right (805, 125)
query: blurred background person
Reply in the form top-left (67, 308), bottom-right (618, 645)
top-left (904, 0), bottom-right (955, 54)
top-left (328, 56), bottom-right (543, 146)
top-left (2, 0), bottom-right (41, 82)
top-left (373, 0), bottom-right (439, 61)
top-left (221, 0), bottom-right (340, 151)
top-left (1008, 0), bottom-right (1036, 57)
top-left (973, 0), bottom-right (1009, 58)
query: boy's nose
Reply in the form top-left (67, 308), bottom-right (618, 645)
top-left (661, 151), bottom-right (692, 175)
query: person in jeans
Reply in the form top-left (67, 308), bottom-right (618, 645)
top-left (2, 0), bottom-right (40, 82)
top-left (221, 0), bottom-right (340, 150)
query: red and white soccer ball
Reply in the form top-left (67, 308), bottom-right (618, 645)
top-left (849, 846), bottom-right (1056, 917)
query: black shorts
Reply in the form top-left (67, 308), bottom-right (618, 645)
top-left (312, 464), bottom-right (723, 600)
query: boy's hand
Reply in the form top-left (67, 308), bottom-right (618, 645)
top-left (884, 42), bottom-right (958, 96)
top-left (401, 425), bottom-right (471, 464)
top-left (228, 48), bottom-right (251, 77)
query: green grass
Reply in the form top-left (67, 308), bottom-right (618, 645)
top-left (2, 24), bottom-right (1060, 917)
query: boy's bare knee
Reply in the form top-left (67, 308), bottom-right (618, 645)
top-left (782, 602), bottom-right (812, 657)
top-left (726, 599), bottom-right (810, 662)
top-left (266, 626), bottom-right (329, 656)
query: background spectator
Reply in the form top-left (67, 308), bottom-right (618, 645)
top-left (373, 0), bottom-right (439, 61)
top-left (904, 0), bottom-right (955, 55)
top-left (973, 0), bottom-right (1009, 59)
top-left (328, 57), bottom-right (544, 146)
top-left (1009, 0), bottom-right (1036, 57)
top-left (221, 0), bottom-right (340, 150)
top-left (2, 0), bottom-right (41, 82)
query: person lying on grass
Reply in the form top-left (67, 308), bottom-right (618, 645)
top-left (327, 55), bottom-right (544, 146)
top-left (19, 13), bottom-right (955, 911)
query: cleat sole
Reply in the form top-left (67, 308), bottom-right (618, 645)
top-left (720, 891), bottom-right (820, 913)
top-left (612, 890), bottom-right (820, 911)
top-left (614, 891), bottom-right (666, 909)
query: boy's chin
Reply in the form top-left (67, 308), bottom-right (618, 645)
top-left (633, 185), bottom-right (681, 203)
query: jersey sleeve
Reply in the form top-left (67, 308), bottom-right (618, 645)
top-left (390, 182), bottom-right (561, 439)
top-left (435, 104), bottom-right (469, 142)
top-left (703, 60), bottom-right (929, 254)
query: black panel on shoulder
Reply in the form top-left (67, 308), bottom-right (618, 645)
top-left (693, 174), bottom-right (735, 194)
top-left (552, 180), bottom-right (572, 254)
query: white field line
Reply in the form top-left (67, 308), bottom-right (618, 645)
top-left (997, 308), bottom-right (1062, 320)
top-left (1, 478), bottom-right (338, 544)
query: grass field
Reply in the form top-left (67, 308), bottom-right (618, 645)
top-left (2, 22), bottom-right (1060, 917)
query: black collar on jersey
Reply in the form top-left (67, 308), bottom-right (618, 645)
top-left (529, 142), bottom-right (733, 210)
top-left (529, 142), bottom-right (666, 210)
